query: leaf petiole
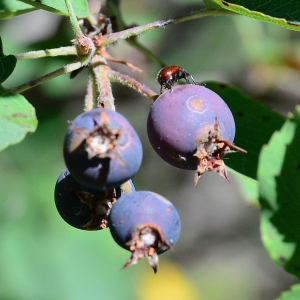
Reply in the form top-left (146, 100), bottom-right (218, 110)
top-left (15, 46), bottom-right (77, 60)
top-left (8, 60), bottom-right (84, 94)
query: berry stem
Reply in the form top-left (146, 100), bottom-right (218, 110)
top-left (84, 70), bottom-right (97, 112)
top-left (99, 48), bottom-right (142, 72)
top-left (100, 9), bottom-right (235, 46)
top-left (64, 0), bottom-right (84, 38)
top-left (107, 70), bottom-right (158, 101)
top-left (15, 46), bottom-right (77, 60)
top-left (8, 60), bottom-right (84, 94)
top-left (93, 64), bottom-right (115, 110)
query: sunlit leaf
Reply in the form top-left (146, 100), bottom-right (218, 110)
top-left (204, 0), bottom-right (300, 31)
top-left (19, 0), bottom-right (89, 18)
top-left (232, 170), bottom-right (259, 207)
top-left (205, 81), bottom-right (285, 181)
top-left (0, 0), bottom-right (35, 19)
top-left (258, 106), bottom-right (300, 278)
top-left (277, 284), bottom-right (300, 300)
top-left (0, 91), bottom-right (38, 151)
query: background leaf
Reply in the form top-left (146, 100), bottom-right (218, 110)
top-left (0, 91), bottom-right (37, 151)
top-left (0, 0), bottom-right (35, 19)
top-left (258, 106), bottom-right (300, 278)
top-left (0, 55), bottom-right (16, 83)
top-left (204, 0), bottom-right (300, 31)
top-left (205, 81), bottom-right (285, 181)
top-left (0, 37), bottom-right (17, 83)
top-left (277, 284), bottom-right (300, 300)
top-left (232, 170), bottom-right (259, 207)
top-left (19, 0), bottom-right (89, 18)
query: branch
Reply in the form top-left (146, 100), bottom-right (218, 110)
top-left (84, 70), bottom-right (97, 112)
top-left (15, 46), bottom-right (77, 60)
top-left (93, 65), bottom-right (115, 110)
top-left (107, 70), bottom-right (158, 101)
top-left (64, 0), bottom-right (84, 38)
top-left (8, 60), bottom-right (83, 94)
top-left (101, 9), bottom-right (234, 46)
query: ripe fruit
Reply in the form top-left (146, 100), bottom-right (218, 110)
top-left (157, 65), bottom-right (195, 93)
top-left (54, 169), bottom-right (135, 230)
top-left (63, 108), bottom-right (143, 190)
top-left (109, 191), bottom-right (181, 273)
top-left (147, 84), bottom-right (246, 185)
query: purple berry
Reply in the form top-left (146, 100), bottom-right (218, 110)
top-left (147, 84), bottom-right (246, 185)
top-left (54, 169), bottom-right (135, 230)
top-left (63, 108), bottom-right (143, 190)
top-left (108, 191), bottom-right (181, 273)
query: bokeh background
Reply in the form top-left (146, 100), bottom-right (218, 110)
top-left (1, 0), bottom-right (300, 299)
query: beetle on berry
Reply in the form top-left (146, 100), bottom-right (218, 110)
top-left (147, 84), bottom-right (247, 186)
top-left (157, 65), bottom-right (196, 93)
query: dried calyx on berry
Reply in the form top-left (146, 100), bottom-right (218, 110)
top-left (123, 223), bottom-right (172, 273)
top-left (69, 109), bottom-right (125, 163)
top-left (63, 108), bottom-right (143, 190)
top-left (147, 84), bottom-right (247, 185)
top-left (109, 191), bottom-right (181, 273)
top-left (54, 169), bottom-right (136, 230)
top-left (193, 118), bottom-right (246, 186)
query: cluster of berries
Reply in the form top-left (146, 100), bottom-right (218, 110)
top-left (54, 66), bottom-right (246, 273)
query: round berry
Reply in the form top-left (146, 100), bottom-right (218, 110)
top-left (54, 169), bottom-right (135, 230)
top-left (63, 108), bottom-right (143, 190)
top-left (147, 84), bottom-right (246, 185)
top-left (109, 191), bottom-right (181, 273)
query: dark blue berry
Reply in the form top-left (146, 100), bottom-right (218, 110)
top-left (147, 84), bottom-right (246, 185)
top-left (54, 169), bottom-right (135, 230)
top-left (63, 108), bottom-right (143, 190)
top-left (109, 191), bottom-right (181, 273)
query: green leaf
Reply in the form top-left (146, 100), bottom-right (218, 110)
top-left (0, 91), bottom-right (38, 151)
top-left (203, 0), bottom-right (224, 10)
top-left (0, 0), bottom-right (35, 19)
top-left (258, 106), bottom-right (300, 278)
top-left (205, 0), bottom-right (300, 31)
top-left (19, 0), bottom-right (89, 18)
top-left (0, 37), bottom-right (17, 83)
top-left (232, 171), bottom-right (259, 207)
top-left (277, 284), bottom-right (300, 300)
top-left (205, 81), bottom-right (285, 181)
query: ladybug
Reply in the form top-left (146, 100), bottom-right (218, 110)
top-left (157, 65), bottom-right (196, 93)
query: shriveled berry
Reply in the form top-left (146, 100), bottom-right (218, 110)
top-left (63, 108), bottom-right (143, 190)
top-left (109, 191), bottom-right (181, 273)
top-left (147, 84), bottom-right (246, 185)
top-left (54, 169), bottom-right (135, 230)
